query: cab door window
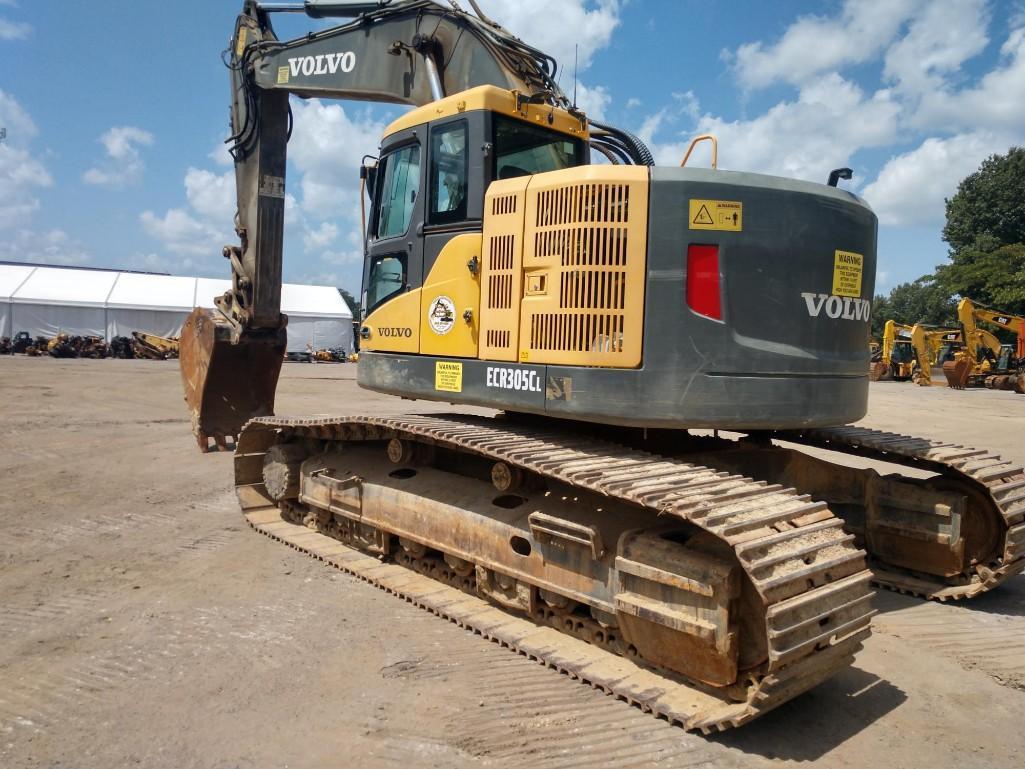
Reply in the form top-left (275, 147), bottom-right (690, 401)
top-left (375, 144), bottom-right (421, 239)
top-left (365, 254), bottom-right (406, 312)
top-left (429, 121), bottom-right (468, 224)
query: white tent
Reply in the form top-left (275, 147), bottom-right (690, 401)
top-left (10, 267), bottom-right (119, 339)
top-left (281, 284), bottom-right (353, 352)
top-left (196, 279), bottom-right (353, 352)
top-left (2, 264), bottom-right (354, 353)
top-left (106, 273), bottom-right (197, 339)
top-left (0, 264), bottom-right (35, 338)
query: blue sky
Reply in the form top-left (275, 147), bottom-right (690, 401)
top-left (2, 0), bottom-right (1024, 296)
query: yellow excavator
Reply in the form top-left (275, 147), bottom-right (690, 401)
top-left (944, 298), bottom-right (1025, 393)
top-left (869, 319), bottom-right (960, 385)
top-left (177, 0), bottom-right (1025, 732)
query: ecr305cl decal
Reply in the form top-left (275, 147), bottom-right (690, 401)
top-left (486, 366), bottom-right (543, 393)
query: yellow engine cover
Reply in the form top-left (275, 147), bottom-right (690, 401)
top-left (480, 165), bottom-right (650, 367)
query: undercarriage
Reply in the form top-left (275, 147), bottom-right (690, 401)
top-left (235, 413), bottom-right (878, 731)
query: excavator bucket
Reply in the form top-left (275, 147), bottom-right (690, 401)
top-left (869, 360), bottom-right (888, 381)
top-left (179, 308), bottom-right (286, 452)
top-left (942, 358), bottom-right (971, 389)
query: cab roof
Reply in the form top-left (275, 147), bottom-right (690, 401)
top-left (383, 85), bottom-right (589, 140)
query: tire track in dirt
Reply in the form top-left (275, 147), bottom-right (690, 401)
top-left (873, 581), bottom-right (1025, 690)
top-left (0, 600), bottom-right (316, 746)
top-left (377, 630), bottom-right (755, 769)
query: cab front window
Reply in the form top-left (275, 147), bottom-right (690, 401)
top-left (494, 115), bottom-right (583, 180)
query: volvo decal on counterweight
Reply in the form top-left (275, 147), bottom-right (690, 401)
top-left (801, 292), bottom-right (871, 322)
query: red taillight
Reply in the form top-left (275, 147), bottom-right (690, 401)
top-left (686, 244), bottom-right (722, 320)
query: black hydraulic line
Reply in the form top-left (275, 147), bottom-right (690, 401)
top-left (589, 120), bottom-right (654, 166)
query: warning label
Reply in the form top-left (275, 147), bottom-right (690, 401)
top-left (434, 361), bottom-right (463, 393)
top-left (689, 199), bottom-right (742, 231)
top-left (832, 250), bottom-right (864, 297)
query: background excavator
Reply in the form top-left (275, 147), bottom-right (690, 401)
top-left (944, 297), bottom-right (1025, 393)
top-left (178, 0), bottom-right (1025, 732)
top-left (869, 320), bottom-right (961, 386)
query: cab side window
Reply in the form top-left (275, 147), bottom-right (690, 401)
top-left (365, 254), bottom-right (406, 312)
top-left (375, 144), bottom-right (421, 239)
top-left (429, 121), bottom-right (467, 224)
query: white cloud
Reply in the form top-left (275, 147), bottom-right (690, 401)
top-left (641, 74), bottom-right (900, 182)
top-left (288, 98), bottom-right (387, 220)
top-left (0, 89), bottom-right (52, 231)
top-left (883, 0), bottom-right (990, 96)
top-left (184, 167), bottom-right (235, 223)
top-left (140, 168), bottom-right (235, 256)
top-left (483, 0), bottom-right (620, 73)
top-left (0, 228), bottom-right (90, 266)
top-left (122, 251), bottom-right (218, 277)
top-left (303, 221), bottom-right (338, 251)
top-left (140, 207), bottom-right (224, 257)
top-left (573, 83), bottom-right (610, 121)
top-left (0, 87), bottom-right (35, 142)
top-left (82, 125), bottom-right (154, 186)
top-left (320, 248), bottom-right (361, 266)
top-left (910, 22), bottom-right (1025, 132)
top-left (730, 0), bottom-right (921, 90)
top-left (141, 166), bottom-right (298, 262)
top-left (861, 131), bottom-right (1009, 226)
top-left (0, 17), bottom-right (30, 40)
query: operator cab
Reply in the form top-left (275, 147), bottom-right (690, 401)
top-left (360, 86), bottom-right (588, 325)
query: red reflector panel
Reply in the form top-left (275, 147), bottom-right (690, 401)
top-left (687, 244), bottom-right (722, 320)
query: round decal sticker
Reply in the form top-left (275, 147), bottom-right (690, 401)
top-left (427, 295), bottom-right (456, 335)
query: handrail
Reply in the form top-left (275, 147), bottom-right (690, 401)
top-left (680, 134), bottom-right (718, 169)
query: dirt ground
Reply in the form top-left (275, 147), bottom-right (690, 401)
top-left (2, 357), bottom-right (1024, 769)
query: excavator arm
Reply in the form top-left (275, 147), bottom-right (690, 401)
top-left (910, 325), bottom-right (960, 386)
top-left (944, 298), bottom-right (1024, 389)
top-left (181, 0), bottom-right (577, 450)
top-left (958, 298), bottom-right (1025, 360)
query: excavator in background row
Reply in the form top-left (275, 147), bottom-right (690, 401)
top-left (944, 298), bottom-right (1025, 393)
top-left (177, 0), bottom-right (1025, 732)
top-left (869, 319), bottom-right (961, 386)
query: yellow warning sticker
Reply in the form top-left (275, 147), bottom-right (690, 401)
top-left (832, 250), bottom-right (864, 297)
top-left (277, 66), bottom-right (290, 85)
top-left (236, 27), bottom-right (248, 56)
top-left (435, 361), bottom-right (463, 393)
top-left (689, 199), bottom-right (743, 231)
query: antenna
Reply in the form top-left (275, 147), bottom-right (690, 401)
top-left (573, 43), bottom-right (578, 108)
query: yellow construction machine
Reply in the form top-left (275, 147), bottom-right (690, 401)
top-left (176, 0), bottom-right (1025, 732)
top-left (869, 320), bottom-right (960, 385)
top-left (131, 331), bottom-right (180, 360)
top-left (943, 298), bottom-right (1025, 393)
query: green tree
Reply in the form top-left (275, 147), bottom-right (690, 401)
top-left (338, 287), bottom-right (361, 318)
top-left (870, 275), bottom-right (956, 337)
top-left (935, 243), bottom-right (1025, 316)
top-left (937, 146), bottom-right (1025, 314)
